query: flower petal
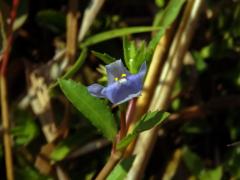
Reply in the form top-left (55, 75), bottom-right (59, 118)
top-left (105, 59), bottom-right (130, 85)
top-left (102, 75), bottom-right (143, 105)
top-left (87, 84), bottom-right (106, 98)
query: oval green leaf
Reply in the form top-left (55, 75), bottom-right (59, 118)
top-left (59, 79), bottom-right (117, 141)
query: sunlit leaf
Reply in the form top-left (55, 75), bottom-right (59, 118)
top-left (59, 79), bottom-right (117, 141)
top-left (11, 113), bottom-right (39, 146)
top-left (92, 50), bottom-right (116, 64)
top-left (157, 0), bottom-right (186, 28)
top-left (199, 167), bottom-right (223, 180)
top-left (62, 48), bottom-right (88, 79)
top-left (80, 26), bottom-right (161, 47)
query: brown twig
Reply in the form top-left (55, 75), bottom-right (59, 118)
top-left (95, 151), bottom-right (122, 180)
top-left (0, 1), bottom-right (20, 180)
top-left (66, 0), bottom-right (79, 62)
top-left (168, 95), bottom-right (240, 122)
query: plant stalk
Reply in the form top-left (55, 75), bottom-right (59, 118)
top-left (95, 151), bottom-right (122, 180)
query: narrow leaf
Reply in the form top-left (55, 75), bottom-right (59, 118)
top-left (132, 41), bottom-right (147, 73)
top-left (49, 49), bottom-right (88, 90)
top-left (80, 26), bottom-right (161, 47)
top-left (146, 0), bottom-right (186, 61)
top-left (123, 36), bottom-right (131, 70)
top-left (107, 156), bottom-right (135, 180)
top-left (157, 0), bottom-right (186, 28)
top-left (122, 37), bottom-right (138, 73)
top-left (133, 111), bottom-right (170, 133)
top-left (59, 79), bottom-right (117, 140)
top-left (91, 51), bottom-right (116, 64)
top-left (63, 48), bottom-right (88, 79)
top-left (117, 111), bottom-right (169, 150)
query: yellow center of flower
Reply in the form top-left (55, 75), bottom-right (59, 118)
top-left (114, 73), bottom-right (127, 82)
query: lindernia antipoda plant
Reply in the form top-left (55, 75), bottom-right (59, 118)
top-left (59, 44), bottom-right (170, 180)
top-left (87, 59), bottom-right (147, 105)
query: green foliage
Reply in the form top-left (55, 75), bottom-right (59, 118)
top-left (225, 147), bottom-right (240, 178)
top-left (121, 0), bottom-right (186, 74)
top-left (107, 156), bottom-right (135, 180)
top-left (11, 112), bottom-right (39, 146)
top-left (157, 0), bottom-right (186, 28)
top-left (50, 49), bottom-right (88, 90)
top-left (182, 147), bottom-right (223, 180)
top-left (59, 79), bottom-right (117, 141)
top-left (62, 49), bottom-right (88, 79)
top-left (192, 51), bottom-right (207, 72)
top-left (155, 0), bottom-right (165, 8)
top-left (117, 111), bottom-right (170, 150)
top-left (80, 26), bottom-right (161, 48)
top-left (123, 37), bottom-right (147, 73)
top-left (91, 50), bottom-right (116, 64)
top-left (13, 0), bottom-right (28, 31)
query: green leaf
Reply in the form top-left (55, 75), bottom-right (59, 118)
top-left (13, 14), bottom-right (28, 31)
top-left (199, 167), bottom-right (223, 180)
top-left (117, 111), bottom-right (170, 150)
top-left (122, 37), bottom-right (138, 72)
top-left (59, 79), bottom-right (117, 141)
top-left (155, 0), bottom-right (165, 8)
top-left (13, 0), bottom-right (28, 31)
top-left (157, 0), bottom-right (186, 28)
top-left (133, 41), bottom-right (147, 73)
top-left (146, 0), bottom-right (186, 61)
top-left (12, 113), bottom-right (39, 146)
top-left (182, 146), bottom-right (204, 176)
top-left (123, 36), bottom-right (130, 69)
top-left (63, 48), bottom-right (88, 79)
top-left (145, 29), bottom-right (165, 61)
top-left (133, 111), bottom-right (170, 133)
top-left (91, 51), bottom-right (116, 64)
top-left (192, 51), bottom-right (207, 72)
top-left (80, 26), bottom-right (161, 48)
top-left (49, 49), bottom-right (88, 90)
top-left (107, 156), bottom-right (135, 180)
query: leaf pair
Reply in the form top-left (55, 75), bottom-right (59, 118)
top-left (59, 79), bottom-right (170, 148)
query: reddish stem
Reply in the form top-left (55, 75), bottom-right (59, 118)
top-left (1, 0), bottom-right (20, 75)
top-left (119, 111), bottom-right (126, 139)
top-left (125, 98), bottom-right (137, 129)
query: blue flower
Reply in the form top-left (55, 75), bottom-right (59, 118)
top-left (87, 59), bottom-right (147, 105)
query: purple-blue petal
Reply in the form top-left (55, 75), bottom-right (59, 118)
top-left (87, 84), bottom-right (106, 98)
top-left (105, 59), bottom-right (130, 85)
top-left (102, 73), bottom-right (144, 105)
